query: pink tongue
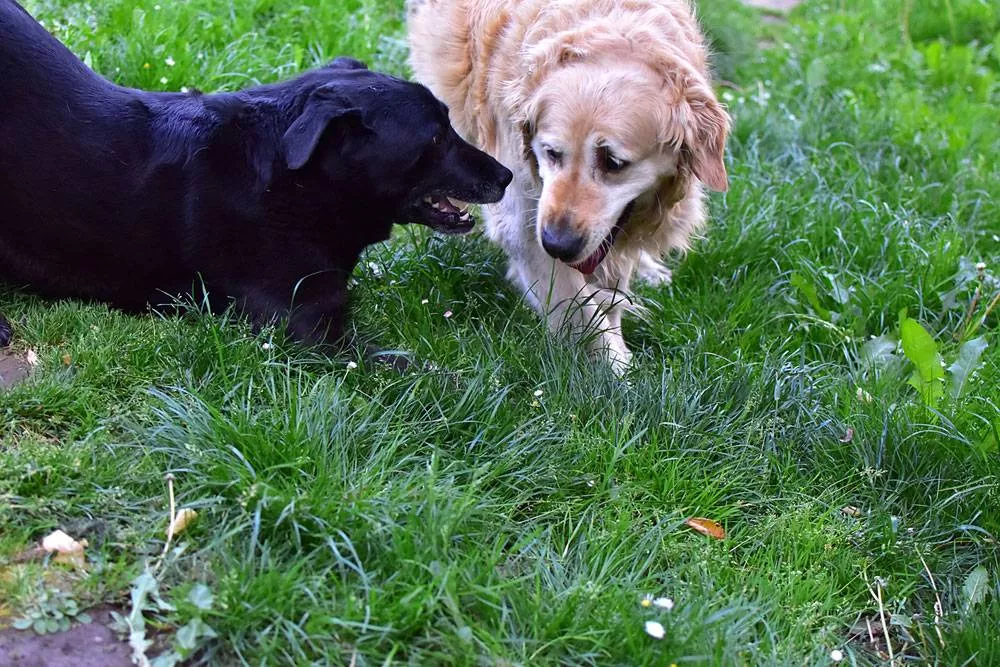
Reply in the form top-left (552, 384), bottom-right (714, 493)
top-left (570, 245), bottom-right (608, 275)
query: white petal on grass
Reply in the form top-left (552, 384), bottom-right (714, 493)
top-left (830, 649), bottom-right (844, 662)
top-left (160, 77), bottom-right (168, 85)
top-left (165, 56), bottom-right (175, 67)
top-left (653, 597), bottom-right (674, 610)
top-left (443, 310), bottom-right (453, 319)
top-left (25, 349), bottom-right (39, 366)
top-left (533, 389), bottom-right (544, 397)
top-left (346, 361), bottom-right (358, 370)
top-left (644, 620), bottom-right (665, 639)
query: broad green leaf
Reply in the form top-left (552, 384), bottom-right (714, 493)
top-left (948, 337), bottom-right (988, 398)
top-left (77, 613), bottom-right (92, 624)
top-left (860, 335), bottom-right (898, 368)
top-left (12, 618), bottom-right (32, 630)
top-left (962, 566), bottom-right (989, 613)
top-left (825, 272), bottom-right (851, 305)
top-left (176, 620), bottom-right (200, 651)
top-left (790, 272), bottom-right (831, 319)
top-left (900, 317), bottom-right (944, 407)
top-left (150, 652), bottom-right (183, 667)
top-left (187, 584), bottom-right (214, 611)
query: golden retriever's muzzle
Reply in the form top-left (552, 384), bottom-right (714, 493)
top-left (540, 214), bottom-right (585, 262)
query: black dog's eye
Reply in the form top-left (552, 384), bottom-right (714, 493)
top-left (600, 148), bottom-right (629, 173)
top-left (544, 146), bottom-right (563, 165)
top-left (432, 133), bottom-right (444, 146)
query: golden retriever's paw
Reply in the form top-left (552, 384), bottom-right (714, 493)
top-left (636, 252), bottom-right (673, 287)
top-left (592, 335), bottom-right (633, 377)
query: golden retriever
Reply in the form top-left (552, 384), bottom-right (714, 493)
top-left (407, 0), bottom-right (730, 373)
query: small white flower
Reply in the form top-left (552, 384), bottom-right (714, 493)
top-left (25, 350), bottom-right (39, 367)
top-left (653, 597), bottom-right (674, 610)
top-left (586, 480), bottom-right (596, 487)
top-left (261, 342), bottom-right (272, 350)
top-left (180, 86), bottom-right (189, 93)
top-left (346, 361), bottom-right (358, 370)
top-left (830, 649), bottom-right (844, 662)
top-left (443, 310), bottom-right (453, 319)
top-left (368, 261), bottom-right (382, 277)
top-left (533, 389), bottom-right (544, 397)
top-left (197, 52), bottom-right (205, 60)
top-left (976, 261), bottom-right (986, 272)
top-left (153, 3), bottom-right (161, 9)
top-left (641, 594), bottom-right (653, 608)
top-left (159, 77), bottom-right (168, 85)
top-left (421, 299), bottom-right (429, 305)
top-left (644, 621), bottom-right (665, 640)
top-left (165, 56), bottom-right (175, 67)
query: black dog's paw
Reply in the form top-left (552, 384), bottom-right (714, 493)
top-left (363, 345), bottom-right (414, 374)
top-left (0, 314), bottom-right (12, 348)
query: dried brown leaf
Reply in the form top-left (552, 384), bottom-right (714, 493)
top-left (167, 508), bottom-right (198, 538)
top-left (685, 517), bottom-right (725, 539)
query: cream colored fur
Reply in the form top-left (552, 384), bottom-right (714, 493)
top-left (407, 0), bottom-right (729, 374)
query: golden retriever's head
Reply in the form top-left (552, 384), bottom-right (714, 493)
top-left (515, 44), bottom-right (729, 273)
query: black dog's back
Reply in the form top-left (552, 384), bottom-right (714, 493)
top-left (0, 0), bottom-right (512, 348)
top-left (0, 0), bottom-right (187, 306)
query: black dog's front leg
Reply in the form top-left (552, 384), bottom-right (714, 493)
top-left (0, 314), bottom-right (11, 348)
top-left (238, 271), bottom-right (350, 348)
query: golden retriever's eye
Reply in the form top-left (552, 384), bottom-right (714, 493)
top-left (601, 148), bottom-right (629, 173)
top-left (544, 146), bottom-right (563, 165)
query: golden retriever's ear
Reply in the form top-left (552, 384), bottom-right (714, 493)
top-left (686, 89), bottom-right (730, 192)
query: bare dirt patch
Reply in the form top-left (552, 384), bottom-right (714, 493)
top-left (0, 606), bottom-right (132, 667)
top-left (0, 351), bottom-right (30, 390)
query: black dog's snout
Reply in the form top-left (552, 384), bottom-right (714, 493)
top-left (479, 163), bottom-right (512, 202)
top-left (496, 164), bottom-right (513, 190)
top-left (541, 221), bottom-right (585, 262)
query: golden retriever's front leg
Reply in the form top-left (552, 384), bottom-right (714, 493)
top-left (514, 252), bottom-right (633, 375)
top-left (636, 250), bottom-right (673, 287)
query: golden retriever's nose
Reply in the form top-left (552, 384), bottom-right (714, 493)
top-left (541, 217), bottom-right (585, 261)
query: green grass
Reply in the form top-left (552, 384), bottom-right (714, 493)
top-left (1, 0), bottom-right (998, 664)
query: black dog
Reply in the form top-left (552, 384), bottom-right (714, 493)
top-left (0, 0), bottom-right (512, 348)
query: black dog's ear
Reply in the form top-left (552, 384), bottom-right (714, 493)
top-left (327, 57), bottom-right (369, 71)
top-left (282, 91), bottom-right (369, 170)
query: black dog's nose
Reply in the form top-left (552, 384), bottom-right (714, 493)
top-left (541, 222), bottom-right (584, 262)
top-left (497, 165), bottom-right (513, 189)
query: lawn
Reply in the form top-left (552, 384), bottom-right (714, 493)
top-left (1, 0), bottom-right (998, 664)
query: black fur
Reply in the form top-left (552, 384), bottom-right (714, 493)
top-left (0, 0), bottom-right (512, 345)
top-left (0, 313), bottom-right (10, 348)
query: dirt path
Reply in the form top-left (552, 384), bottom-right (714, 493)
top-left (0, 351), bottom-right (29, 389)
top-left (0, 607), bottom-right (133, 667)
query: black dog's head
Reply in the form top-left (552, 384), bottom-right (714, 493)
top-left (281, 58), bottom-right (512, 234)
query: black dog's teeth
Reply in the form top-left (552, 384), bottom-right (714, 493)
top-left (422, 195), bottom-right (469, 218)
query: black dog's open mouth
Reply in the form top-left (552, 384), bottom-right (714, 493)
top-left (410, 193), bottom-right (475, 235)
top-left (569, 200), bottom-right (636, 275)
